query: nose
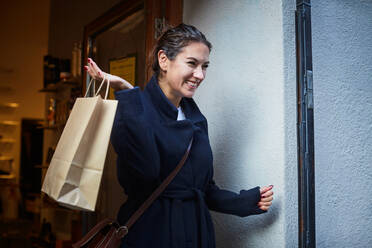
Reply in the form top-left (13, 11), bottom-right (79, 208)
top-left (193, 66), bottom-right (205, 81)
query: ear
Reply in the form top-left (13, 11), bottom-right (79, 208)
top-left (157, 50), bottom-right (168, 72)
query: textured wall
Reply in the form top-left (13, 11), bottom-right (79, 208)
top-left (312, 0), bottom-right (372, 247)
top-left (184, 0), bottom-right (298, 247)
top-left (282, 0), bottom-right (298, 246)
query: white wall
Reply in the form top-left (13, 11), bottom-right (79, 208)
top-left (184, 0), bottom-right (298, 247)
top-left (312, 0), bottom-right (372, 247)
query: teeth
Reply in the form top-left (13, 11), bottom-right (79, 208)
top-left (187, 81), bottom-right (197, 87)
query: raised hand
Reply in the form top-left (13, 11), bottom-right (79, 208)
top-left (84, 58), bottom-right (105, 80)
top-left (84, 58), bottom-right (134, 91)
top-left (258, 185), bottom-right (274, 211)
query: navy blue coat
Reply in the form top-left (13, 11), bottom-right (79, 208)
top-left (110, 75), bottom-right (265, 248)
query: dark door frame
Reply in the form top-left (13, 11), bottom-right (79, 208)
top-left (296, 0), bottom-right (316, 247)
top-left (82, 0), bottom-right (183, 92)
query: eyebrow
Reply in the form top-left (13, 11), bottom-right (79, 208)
top-left (186, 57), bottom-right (210, 64)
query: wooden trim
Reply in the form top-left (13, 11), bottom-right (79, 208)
top-left (82, 0), bottom-right (183, 91)
top-left (144, 0), bottom-right (183, 83)
top-left (144, 0), bottom-right (162, 83)
top-left (165, 0), bottom-right (183, 26)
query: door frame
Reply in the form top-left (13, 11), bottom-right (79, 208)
top-left (82, 0), bottom-right (183, 92)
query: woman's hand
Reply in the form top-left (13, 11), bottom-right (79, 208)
top-left (258, 185), bottom-right (274, 211)
top-left (84, 58), bottom-right (134, 91)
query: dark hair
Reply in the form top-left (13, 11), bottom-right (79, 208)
top-left (151, 23), bottom-right (212, 77)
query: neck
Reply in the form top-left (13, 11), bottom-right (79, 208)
top-left (158, 77), bottom-right (182, 108)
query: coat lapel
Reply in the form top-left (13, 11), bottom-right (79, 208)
top-left (144, 75), bottom-right (206, 125)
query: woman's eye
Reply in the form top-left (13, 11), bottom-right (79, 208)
top-left (187, 61), bottom-right (196, 66)
top-left (202, 65), bottom-right (209, 69)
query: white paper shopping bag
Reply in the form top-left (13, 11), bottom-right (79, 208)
top-left (42, 76), bottom-right (118, 211)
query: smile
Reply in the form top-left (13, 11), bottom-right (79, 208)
top-left (185, 80), bottom-right (199, 89)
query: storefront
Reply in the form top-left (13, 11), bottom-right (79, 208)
top-left (2, 0), bottom-right (372, 247)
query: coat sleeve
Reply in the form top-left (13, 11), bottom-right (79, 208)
top-left (111, 87), bottom-right (160, 184)
top-left (204, 179), bottom-right (266, 217)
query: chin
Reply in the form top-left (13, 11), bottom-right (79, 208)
top-left (182, 91), bottom-right (196, 98)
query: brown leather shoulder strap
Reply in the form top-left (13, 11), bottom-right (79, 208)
top-left (124, 137), bottom-right (193, 230)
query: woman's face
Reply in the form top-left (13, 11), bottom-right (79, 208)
top-left (159, 42), bottom-right (210, 100)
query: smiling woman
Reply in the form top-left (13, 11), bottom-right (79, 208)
top-left (155, 26), bottom-right (211, 106)
top-left (156, 42), bottom-right (210, 104)
top-left (84, 23), bottom-right (273, 248)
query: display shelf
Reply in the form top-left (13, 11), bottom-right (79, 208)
top-left (0, 138), bottom-right (16, 143)
top-left (37, 125), bottom-right (58, 130)
top-left (60, 77), bottom-right (81, 85)
top-left (37, 123), bottom-right (65, 130)
top-left (39, 77), bottom-right (81, 93)
top-left (0, 174), bottom-right (16, 180)
top-left (0, 120), bottom-right (19, 126)
top-left (39, 87), bottom-right (58, 93)
top-left (0, 103), bottom-right (19, 108)
top-left (0, 156), bottom-right (13, 161)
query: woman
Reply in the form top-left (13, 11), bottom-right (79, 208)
top-left (85, 23), bottom-right (274, 248)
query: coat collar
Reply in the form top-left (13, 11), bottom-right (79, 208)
top-left (144, 75), bottom-right (206, 124)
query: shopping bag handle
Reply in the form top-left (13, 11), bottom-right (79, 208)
top-left (84, 74), bottom-right (110, 100)
top-left (84, 76), bottom-right (96, 98)
top-left (95, 75), bottom-right (110, 100)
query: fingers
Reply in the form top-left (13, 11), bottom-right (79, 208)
top-left (88, 58), bottom-right (99, 76)
top-left (258, 205), bottom-right (270, 211)
top-left (258, 201), bottom-right (272, 207)
top-left (258, 197), bottom-right (273, 211)
top-left (261, 189), bottom-right (274, 198)
top-left (84, 58), bottom-right (103, 80)
top-left (84, 63), bottom-right (96, 79)
top-left (84, 65), bottom-right (93, 77)
top-left (88, 59), bottom-right (100, 79)
top-left (258, 185), bottom-right (274, 211)
top-left (259, 185), bottom-right (273, 194)
top-left (259, 195), bottom-right (273, 203)
top-left (258, 201), bottom-right (272, 211)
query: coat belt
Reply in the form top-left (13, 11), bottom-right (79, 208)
top-left (160, 188), bottom-right (215, 248)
